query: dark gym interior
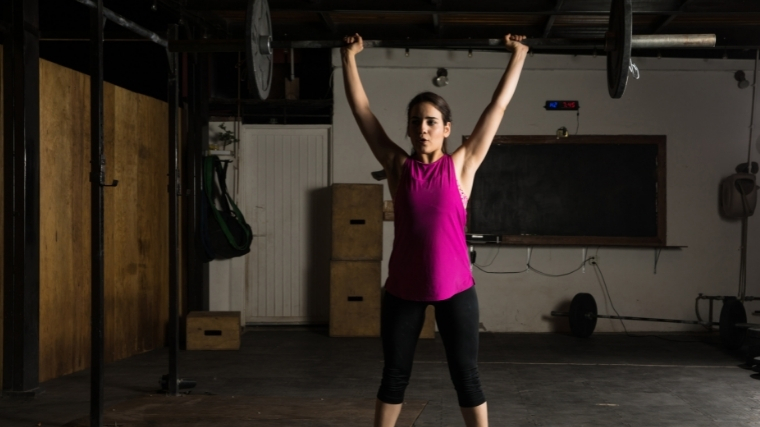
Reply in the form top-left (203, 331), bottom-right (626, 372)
top-left (2, 1), bottom-right (760, 426)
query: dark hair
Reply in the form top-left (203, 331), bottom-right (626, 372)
top-left (406, 92), bottom-right (453, 154)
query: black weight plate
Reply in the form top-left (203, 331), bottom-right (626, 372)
top-left (606, 0), bottom-right (632, 99)
top-left (569, 293), bottom-right (598, 338)
top-left (720, 298), bottom-right (747, 350)
top-left (246, 0), bottom-right (273, 100)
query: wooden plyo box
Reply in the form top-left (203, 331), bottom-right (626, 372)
top-left (329, 260), bottom-right (436, 339)
top-left (332, 184), bottom-right (383, 261)
top-left (330, 261), bottom-right (381, 337)
top-left (420, 306), bottom-right (436, 339)
top-left (377, 291), bottom-right (436, 339)
top-left (186, 311), bottom-right (241, 350)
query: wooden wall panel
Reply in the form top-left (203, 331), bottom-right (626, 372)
top-left (37, 58), bottom-right (170, 382)
top-left (105, 85), bottom-right (169, 363)
top-left (39, 59), bottom-right (92, 382)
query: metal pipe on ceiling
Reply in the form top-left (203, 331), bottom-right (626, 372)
top-left (73, 0), bottom-right (169, 48)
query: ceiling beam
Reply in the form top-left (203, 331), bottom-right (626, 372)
top-left (157, 0), bottom-right (231, 37)
top-left (431, 0), bottom-right (442, 35)
top-left (432, 13), bottom-right (442, 36)
top-left (654, 0), bottom-right (695, 34)
top-left (542, 0), bottom-right (564, 38)
top-left (319, 12), bottom-right (337, 33)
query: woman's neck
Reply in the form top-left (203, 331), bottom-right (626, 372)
top-left (415, 150), bottom-right (445, 164)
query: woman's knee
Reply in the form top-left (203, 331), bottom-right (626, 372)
top-left (451, 366), bottom-right (486, 408)
top-left (377, 367), bottom-right (412, 404)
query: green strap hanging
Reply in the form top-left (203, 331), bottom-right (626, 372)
top-left (204, 156), bottom-right (252, 251)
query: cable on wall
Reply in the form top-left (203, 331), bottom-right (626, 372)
top-left (746, 49), bottom-right (758, 166)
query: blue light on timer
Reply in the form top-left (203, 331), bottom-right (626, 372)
top-left (544, 101), bottom-right (580, 110)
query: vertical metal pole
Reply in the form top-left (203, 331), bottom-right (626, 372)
top-left (167, 24), bottom-right (181, 397)
top-left (184, 48), bottom-right (204, 313)
top-left (708, 299), bottom-right (714, 333)
top-left (89, 0), bottom-right (105, 425)
top-left (3, 0), bottom-right (41, 397)
top-left (199, 53), bottom-right (211, 310)
top-left (1, 0), bottom-right (14, 395)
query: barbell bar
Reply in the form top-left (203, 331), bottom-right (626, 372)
top-left (237, 0), bottom-right (715, 100)
top-left (550, 310), bottom-right (720, 327)
top-left (553, 293), bottom-right (759, 350)
top-left (166, 34), bottom-right (716, 54)
top-left (262, 34), bottom-right (716, 51)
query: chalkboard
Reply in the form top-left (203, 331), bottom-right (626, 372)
top-left (467, 135), bottom-right (666, 246)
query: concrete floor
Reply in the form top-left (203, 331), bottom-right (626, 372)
top-left (2, 328), bottom-right (760, 426)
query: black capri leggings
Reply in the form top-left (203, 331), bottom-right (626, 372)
top-left (377, 286), bottom-right (486, 408)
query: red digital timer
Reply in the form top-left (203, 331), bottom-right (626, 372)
top-left (544, 101), bottom-right (580, 110)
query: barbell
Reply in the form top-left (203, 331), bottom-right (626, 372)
top-left (552, 293), bottom-right (758, 351)
top-left (76, 0), bottom-right (717, 100)
top-left (230, 0), bottom-right (716, 100)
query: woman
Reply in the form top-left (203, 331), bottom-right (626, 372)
top-left (341, 33), bottom-right (528, 427)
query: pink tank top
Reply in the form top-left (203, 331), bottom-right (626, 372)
top-left (385, 154), bottom-right (474, 301)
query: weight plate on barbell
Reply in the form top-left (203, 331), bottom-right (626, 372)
top-left (569, 293), bottom-right (598, 338)
top-left (720, 297), bottom-right (747, 350)
top-left (246, 0), bottom-right (273, 100)
top-left (606, 0), bottom-right (632, 99)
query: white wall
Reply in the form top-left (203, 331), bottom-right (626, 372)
top-left (332, 48), bottom-right (760, 333)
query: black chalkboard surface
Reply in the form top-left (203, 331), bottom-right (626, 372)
top-left (467, 135), bottom-right (666, 246)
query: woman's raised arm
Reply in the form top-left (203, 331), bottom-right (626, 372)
top-left (341, 34), bottom-right (407, 171)
top-left (454, 35), bottom-right (528, 178)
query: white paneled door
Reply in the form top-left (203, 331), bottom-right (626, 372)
top-left (239, 126), bottom-right (331, 324)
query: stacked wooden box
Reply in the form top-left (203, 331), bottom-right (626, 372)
top-left (330, 184), bottom-right (435, 338)
top-left (330, 184), bottom-right (384, 337)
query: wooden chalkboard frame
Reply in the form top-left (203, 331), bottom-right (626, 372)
top-left (466, 135), bottom-right (667, 247)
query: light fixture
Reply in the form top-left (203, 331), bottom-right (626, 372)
top-left (433, 68), bottom-right (448, 87)
top-left (151, 0), bottom-right (157, 11)
top-left (735, 70), bottom-right (750, 89)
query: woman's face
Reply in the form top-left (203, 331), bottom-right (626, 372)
top-left (407, 102), bottom-right (451, 156)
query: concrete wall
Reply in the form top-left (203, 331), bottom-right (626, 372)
top-left (332, 48), bottom-right (760, 333)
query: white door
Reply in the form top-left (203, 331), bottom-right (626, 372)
top-left (239, 126), bottom-right (331, 324)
